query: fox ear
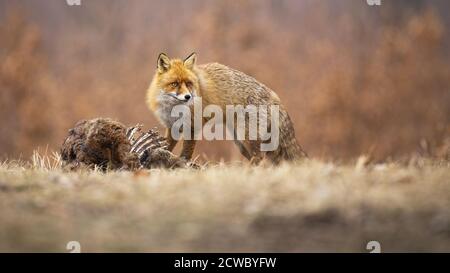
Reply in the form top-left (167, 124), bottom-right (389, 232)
top-left (184, 52), bottom-right (197, 69)
top-left (157, 53), bottom-right (171, 73)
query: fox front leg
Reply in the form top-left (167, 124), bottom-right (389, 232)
top-left (180, 139), bottom-right (196, 160)
top-left (165, 128), bottom-right (178, 152)
top-left (180, 121), bottom-right (198, 160)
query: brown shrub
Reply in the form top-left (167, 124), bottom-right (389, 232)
top-left (0, 9), bottom-right (58, 158)
top-left (302, 9), bottom-right (450, 160)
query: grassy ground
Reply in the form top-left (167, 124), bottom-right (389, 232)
top-left (0, 156), bottom-right (449, 252)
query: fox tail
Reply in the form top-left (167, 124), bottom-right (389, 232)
top-left (265, 107), bottom-right (308, 164)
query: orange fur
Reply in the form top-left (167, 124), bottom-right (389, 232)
top-left (146, 53), bottom-right (307, 163)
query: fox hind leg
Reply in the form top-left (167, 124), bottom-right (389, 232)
top-left (233, 139), bottom-right (252, 160)
top-left (248, 140), bottom-right (263, 165)
top-left (229, 121), bottom-right (262, 164)
top-left (230, 126), bottom-right (253, 161)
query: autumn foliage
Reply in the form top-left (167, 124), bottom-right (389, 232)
top-left (0, 1), bottom-right (449, 162)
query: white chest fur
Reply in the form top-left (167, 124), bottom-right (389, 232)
top-left (154, 91), bottom-right (192, 128)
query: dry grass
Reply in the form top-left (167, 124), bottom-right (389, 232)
top-left (0, 155), bottom-right (449, 252)
top-left (0, 1), bottom-right (449, 252)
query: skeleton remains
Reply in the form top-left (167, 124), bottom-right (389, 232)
top-left (60, 118), bottom-right (198, 171)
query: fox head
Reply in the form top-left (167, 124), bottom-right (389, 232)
top-left (154, 52), bottom-right (199, 103)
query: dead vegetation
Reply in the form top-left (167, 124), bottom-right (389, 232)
top-left (0, 157), bottom-right (448, 252)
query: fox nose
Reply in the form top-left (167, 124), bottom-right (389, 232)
top-left (184, 94), bottom-right (191, 100)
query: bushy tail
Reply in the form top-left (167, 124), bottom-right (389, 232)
top-left (266, 108), bottom-right (308, 164)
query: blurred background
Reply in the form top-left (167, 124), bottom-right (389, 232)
top-left (0, 0), bottom-right (449, 162)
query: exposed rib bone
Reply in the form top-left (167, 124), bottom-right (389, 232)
top-left (130, 128), bottom-right (168, 154)
top-left (130, 132), bottom-right (152, 153)
top-left (137, 141), bottom-right (168, 157)
top-left (126, 125), bottom-right (142, 145)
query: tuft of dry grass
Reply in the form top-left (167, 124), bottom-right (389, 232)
top-left (31, 149), bottom-right (62, 171)
top-left (0, 156), bottom-right (449, 252)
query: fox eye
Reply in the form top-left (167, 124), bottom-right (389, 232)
top-left (170, 82), bottom-right (179, 88)
top-left (186, 81), bottom-right (193, 88)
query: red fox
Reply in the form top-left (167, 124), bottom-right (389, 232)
top-left (146, 53), bottom-right (307, 164)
